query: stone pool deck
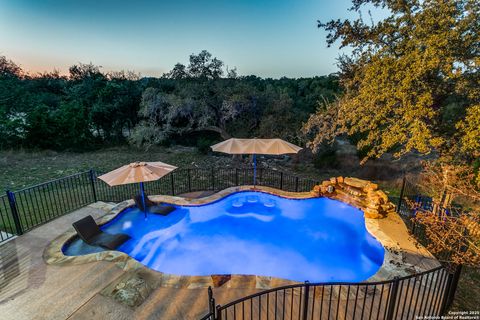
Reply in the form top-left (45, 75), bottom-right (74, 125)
top-left (0, 186), bottom-right (440, 320)
top-left (0, 203), bottom-right (261, 320)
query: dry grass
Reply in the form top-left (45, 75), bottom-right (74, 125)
top-left (0, 146), bottom-right (212, 190)
top-left (451, 267), bottom-right (480, 312)
top-left (0, 146), bottom-right (408, 194)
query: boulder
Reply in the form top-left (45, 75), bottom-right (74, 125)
top-left (364, 208), bottom-right (385, 219)
top-left (311, 176), bottom-right (394, 219)
top-left (376, 190), bottom-right (389, 203)
top-left (364, 183), bottom-right (378, 192)
top-left (344, 177), bottom-right (369, 189)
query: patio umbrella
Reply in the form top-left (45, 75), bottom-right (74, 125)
top-left (98, 161), bottom-right (177, 217)
top-left (210, 138), bottom-right (302, 186)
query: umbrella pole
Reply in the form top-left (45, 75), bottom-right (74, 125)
top-left (140, 182), bottom-right (147, 218)
top-left (253, 153), bottom-right (256, 188)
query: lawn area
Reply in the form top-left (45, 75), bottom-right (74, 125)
top-left (0, 146), bottom-right (348, 191)
top-left (0, 146), bottom-right (404, 195)
top-left (0, 146), bottom-right (215, 191)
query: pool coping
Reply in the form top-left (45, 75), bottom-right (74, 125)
top-left (43, 185), bottom-right (440, 290)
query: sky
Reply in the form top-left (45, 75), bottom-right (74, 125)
top-left (0, 0), bottom-right (385, 78)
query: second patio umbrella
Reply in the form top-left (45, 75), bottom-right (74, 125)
top-left (210, 138), bottom-right (302, 186)
top-left (98, 161), bottom-right (177, 217)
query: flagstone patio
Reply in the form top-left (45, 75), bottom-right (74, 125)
top-left (0, 187), bottom-right (439, 320)
top-left (0, 203), bottom-right (260, 320)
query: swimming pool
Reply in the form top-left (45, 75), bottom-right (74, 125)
top-left (64, 191), bottom-right (384, 283)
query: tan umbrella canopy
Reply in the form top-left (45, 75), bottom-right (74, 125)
top-left (211, 138), bottom-right (302, 185)
top-left (98, 161), bottom-right (177, 186)
top-left (211, 138), bottom-right (302, 155)
top-left (98, 162), bottom-right (177, 216)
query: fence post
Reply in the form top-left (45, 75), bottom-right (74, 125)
top-left (386, 276), bottom-right (400, 320)
top-left (170, 174), bottom-right (175, 196)
top-left (302, 281), bottom-right (310, 320)
top-left (208, 286), bottom-right (216, 319)
top-left (216, 305), bottom-right (222, 320)
top-left (280, 172), bottom-right (283, 190)
top-left (6, 191), bottom-right (23, 235)
top-left (235, 168), bottom-right (239, 186)
top-left (187, 169), bottom-right (192, 192)
top-left (295, 176), bottom-right (299, 192)
top-left (445, 265), bottom-right (462, 312)
top-left (211, 168), bottom-right (215, 191)
top-left (396, 175), bottom-right (406, 213)
top-left (89, 169), bottom-right (98, 203)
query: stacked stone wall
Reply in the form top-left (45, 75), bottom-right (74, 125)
top-left (312, 177), bottom-right (396, 219)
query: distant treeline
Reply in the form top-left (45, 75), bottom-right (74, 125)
top-left (0, 51), bottom-right (340, 151)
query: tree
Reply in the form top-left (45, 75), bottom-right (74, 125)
top-left (414, 209), bottom-right (480, 266)
top-left (187, 50), bottom-right (224, 79)
top-left (304, 1), bottom-right (480, 262)
top-left (304, 0), bottom-right (479, 187)
top-left (163, 50), bottom-right (227, 80)
top-left (226, 67), bottom-right (238, 79)
top-left (0, 110), bottom-right (27, 148)
top-left (90, 73), bottom-right (142, 142)
top-left (130, 80), bottom-right (262, 147)
top-left (305, 0), bottom-right (479, 157)
top-left (256, 85), bottom-right (297, 141)
top-left (0, 56), bottom-right (22, 78)
top-left (0, 56), bottom-right (24, 110)
top-left (164, 63), bottom-right (189, 80)
top-left (69, 63), bottom-right (103, 81)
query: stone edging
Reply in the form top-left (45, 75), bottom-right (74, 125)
top-left (44, 183), bottom-right (439, 289)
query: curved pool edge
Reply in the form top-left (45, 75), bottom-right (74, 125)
top-left (43, 185), bottom-right (440, 289)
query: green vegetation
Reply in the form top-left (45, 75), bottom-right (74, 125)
top-left (0, 51), bottom-right (340, 151)
top-left (304, 0), bottom-right (480, 193)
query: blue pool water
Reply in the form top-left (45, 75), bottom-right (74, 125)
top-left (64, 191), bottom-right (384, 282)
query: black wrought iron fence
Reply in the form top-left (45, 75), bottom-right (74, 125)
top-left (394, 176), bottom-right (478, 264)
top-left (0, 168), bottom-right (466, 319)
top-left (0, 168), bottom-right (317, 244)
top-left (0, 171), bottom-right (94, 241)
top-left (201, 265), bottom-right (460, 320)
top-left (91, 168), bottom-right (318, 203)
top-left (396, 176), bottom-right (467, 220)
top-left (0, 194), bottom-right (16, 242)
top-left (199, 175), bottom-right (466, 320)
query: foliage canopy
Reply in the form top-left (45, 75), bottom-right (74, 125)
top-left (0, 51), bottom-right (340, 151)
top-left (304, 0), bottom-right (479, 167)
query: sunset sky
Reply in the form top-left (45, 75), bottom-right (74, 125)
top-left (0, 0), bottom-right (385, 78)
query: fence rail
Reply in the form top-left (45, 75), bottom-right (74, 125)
top-left (201, 265), bottom-right (459, 320)
top-left (0, 167), bottom-right (317, 244)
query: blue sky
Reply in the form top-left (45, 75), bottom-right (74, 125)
top-left (0, 0), bottom-right (385, 78)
